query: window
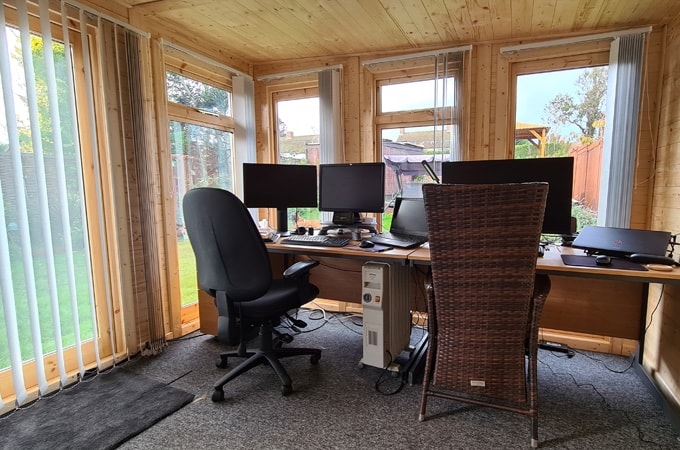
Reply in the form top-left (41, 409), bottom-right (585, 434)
top-left (165, 56), bottom-right (235, 318)
top-left (0, 1), bottom-right (127, 410)
top-left (506, 31), bottom-right (648, 230)
top-left (511, 51), bottom-right (610, 234)
top-left (274, 92), bottom-right (321, 229)
top-left (0, 16), bottom-right (96, 387)
top-left (367, 50), bottom-right (467, 228)
top-left (514, 66), bottom-right (608, 232)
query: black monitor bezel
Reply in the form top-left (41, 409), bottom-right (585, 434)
top-left (441, 157), bottom-right (574, 235)
top-left (242, 163), bottom-right (318, 208)
top-left (242, 163), bottom-right (318, 234)
top-left (318, 162), bottom-right (386, 216)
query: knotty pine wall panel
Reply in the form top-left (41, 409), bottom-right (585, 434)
top-left (646, 15), bottom-right (680, 409)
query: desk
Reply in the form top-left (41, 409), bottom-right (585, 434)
top-left (198, 241), bottom-right (680, 419)
top-left (408, 243), bottom-right (680, 284)
top-left (409, 244), bottom-right (680, 363)
top-left (266, 240), bottom-right (413, 263)
top-left (201, 241), bottom-right (680, 363)
top-left (267, 241), bottom-right (418, 372)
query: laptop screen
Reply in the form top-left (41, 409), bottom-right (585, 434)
top-left (389, 197), bottom-right (428, 237)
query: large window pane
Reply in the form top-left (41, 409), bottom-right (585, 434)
top-left (170, 121), bottom-right (233, 306)
top-left (275, 96), bottom-right (321, 229)
top-left (380, 78), bottom-right (456, 113)
top-left (166, 71), bottom-right (231, 116)
top-left (515, 67), bottom-right (606, 232)
top-left (1, 26), bottom-right (94, 371)
top-left (381, 126), bottom-right (450, 229)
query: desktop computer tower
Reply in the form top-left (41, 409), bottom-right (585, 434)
top-left (360, 262), bottom-right (412, 371)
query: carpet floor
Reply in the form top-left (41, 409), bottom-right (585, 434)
top-left (73, 309), bottom-right (680, 448)
top-left (0, 370), bottom-right (194, 450)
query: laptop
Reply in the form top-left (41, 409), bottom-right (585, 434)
top-left (571, 225), bottom-right (671, 257)
top-left (369, 197), bottom-right (429, 248)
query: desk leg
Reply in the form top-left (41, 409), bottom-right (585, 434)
top-left (399, 333), bottom-right (428, 385)
top-left (637, 283), bottom-right (650, 365)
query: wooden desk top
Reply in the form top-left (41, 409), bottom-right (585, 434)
top-left (266, 240), bottom-right (413, 262)
top-left (409, 244), bottom-right (680, 285)
top-left (268, 239), bottom-right (680, 285)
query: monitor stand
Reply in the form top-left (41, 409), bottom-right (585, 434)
top-left (276, 207), bottom-right (290, 237)
top-left (319, 211), bottom-right (378, 236)
top-left (319, 224), bottom-right (378, 237)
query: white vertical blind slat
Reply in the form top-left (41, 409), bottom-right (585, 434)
top-left (318, 68), bottom-right (343, 223)
top-left (0, 3), bottom-right (28, 407)
top-left (60, 0), bottom-right (89, 378)
top-left (599, 33), bottom-right (645, 227)
top-left (39, 0), bottom-right (72, 386)
top-left (16, 0), bottom-right (50, 396)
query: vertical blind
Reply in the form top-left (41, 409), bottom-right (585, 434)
top-left (0, 0), bottom-right (97, 408)
top-left (598, 33), bottom-right (646, 227)
top-left (0, 0), bottom-right (160, 412)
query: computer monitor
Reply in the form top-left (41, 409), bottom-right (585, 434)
top-left (441, 157), bottom-right (574, 235)
top-left (242, 163), bottom-right (317, 235)
top-left (319, 162), bottom-right (385, 227)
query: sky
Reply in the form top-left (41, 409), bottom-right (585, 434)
top-left (516, 68), bottom-right (585, 138)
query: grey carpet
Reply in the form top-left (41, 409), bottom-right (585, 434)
top-left (113, 310), bottom-right (678, 449)
top-left (0, 370), bottom-right (194, 450)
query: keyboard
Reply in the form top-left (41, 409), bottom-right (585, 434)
top-left (281, 235), bottom-right (350, 247)
top-left (368, 232), bottom-right (428, 249)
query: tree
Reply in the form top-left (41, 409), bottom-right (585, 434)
top-left (544, 67), bottom-right (607, 141)
top-left (166, 71), bottom-right (229, 115)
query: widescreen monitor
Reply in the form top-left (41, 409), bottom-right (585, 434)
top-left (242, 163), bottom-right (317, 235)
top-left (441, 157), bottom-right (574, 235)
top-left (319, 162), bottom-right (385, 225)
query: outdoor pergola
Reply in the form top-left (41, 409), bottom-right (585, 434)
top-left (515, 122), bottom-right (551, 157)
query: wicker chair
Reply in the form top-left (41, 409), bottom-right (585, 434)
top-left (419, 182), bottom-right (551, 448)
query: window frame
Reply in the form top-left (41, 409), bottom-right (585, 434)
top-left (508, 47), bottom-right (611, 231)
top-left (163, 52), bottom-right (236, 333)
top-left (370, 55), bottom-right (466, 208)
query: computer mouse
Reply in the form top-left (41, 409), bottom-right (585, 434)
top-left (359, 240), bottom-right (375, 248)
top-left (595, 255), bottom-right (612, 266)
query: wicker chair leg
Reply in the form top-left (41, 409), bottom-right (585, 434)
top-left (418, 393), bottom-right (428, 421)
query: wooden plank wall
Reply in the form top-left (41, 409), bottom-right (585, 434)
top-left (250, 30), bottom-right (665, 353)
top-left (79, 0), bottom-right (680, 410)
top-left (647, 15), bottom-right (680, 408)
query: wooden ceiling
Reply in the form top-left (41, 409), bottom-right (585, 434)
top-left (110, 0), bottom-right (680, 64)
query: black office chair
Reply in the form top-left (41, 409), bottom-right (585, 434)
top-left (182, 187), bottom-right (322, 402)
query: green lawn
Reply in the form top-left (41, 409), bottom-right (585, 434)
top-left (177, 239), bottom-right (198, 306)
top-left (1, 249), bottom-right (94, 370)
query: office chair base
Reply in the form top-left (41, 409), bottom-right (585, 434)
top-left (211, 347), bottom-right (321, 402)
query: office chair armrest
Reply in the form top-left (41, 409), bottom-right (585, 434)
top-left (283, 260), bottom-right (320, 278)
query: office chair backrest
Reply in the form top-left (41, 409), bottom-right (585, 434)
top-left (183, 187), bottom-right (272, 302)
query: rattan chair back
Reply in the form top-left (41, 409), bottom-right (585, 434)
top-left (419, 182), bottom-right (551, 448)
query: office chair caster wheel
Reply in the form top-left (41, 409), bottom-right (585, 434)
top-left (212, 388), bottom-right (225, 402)
top-left (310, 354), bottom-right (320, 365)
top-left (216, 356), bottom-right (228, 369)
top-left (281, 384), bottom-right (293, 396)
